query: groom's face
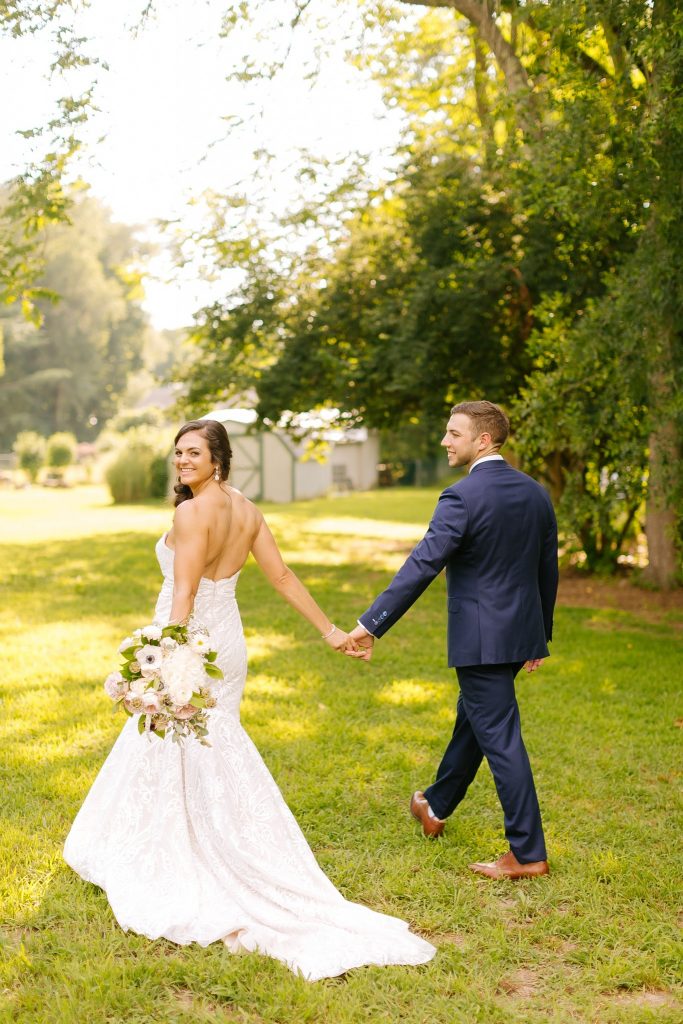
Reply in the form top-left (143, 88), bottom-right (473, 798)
top-left (441, 413), bottom-right (482, 469)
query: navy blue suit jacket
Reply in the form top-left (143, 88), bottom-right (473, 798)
top-left (359, 460), bottom-right (559, 667)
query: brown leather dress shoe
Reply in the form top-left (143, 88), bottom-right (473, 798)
top-left (468, 849), bottom-right (549, 879)
top-left (410, 791), bottom-right (445, 838)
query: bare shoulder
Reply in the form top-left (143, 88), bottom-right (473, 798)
top-left (226, 488), bottom-right (266, 542)
top-left (227, 487), bottom-right (261, 517)
top-left (173, 497), bottom-right (206, 535)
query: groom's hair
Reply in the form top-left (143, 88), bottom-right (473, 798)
top-left (451, 400), bottom-right (509, 447)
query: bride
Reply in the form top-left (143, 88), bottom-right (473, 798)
top-left (64, 418), bottom-right (435, 980)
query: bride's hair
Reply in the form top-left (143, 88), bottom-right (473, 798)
top-left (173, 419), bottom-right (233, 506)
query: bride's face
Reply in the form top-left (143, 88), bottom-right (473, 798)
top-left (174, 431), bottom-right (214, 489)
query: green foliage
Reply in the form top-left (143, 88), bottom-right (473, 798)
top-left (0, 484), bottom-right (681, 1022)
top-left (106, 446), bottom-right (155, 504)
top-left (12, 429), bottom-right (45, 481)
top-left (149, 453), bottom-right (171, 499)
top-left (0, 0), bottom-right (103, 322)
top-left (175, 0), bottom-right (683, 579)
top-left (0, 190), bottom-right (150, 448)
top-left (46, 430), bottom-right (76, 469)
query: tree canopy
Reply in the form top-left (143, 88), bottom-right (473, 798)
top-left (0, 190), bottom-right (150, 446)
top-left (172, 0), bottom-right (683, 584)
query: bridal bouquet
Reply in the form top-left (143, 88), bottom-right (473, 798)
top-left (104, 621), bottom-right (223, 745)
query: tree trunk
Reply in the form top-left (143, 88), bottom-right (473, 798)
top-left (403, 0), bottom-right (539, 134)
top-left (643, 416), bottom-right (679, 588)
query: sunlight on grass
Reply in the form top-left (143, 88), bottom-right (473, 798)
top-left (246, 673), bottom-right (298, 698)
top-left (376, 679), bottom-right (443, 706)
top-left (1, 485), bottom-right (682, 1024)
top-left (306, 516), bottom-right (425, 540)
top-left (0, 484), bottom-right (170, 541)
top-left (244, 631), bottom-right (298, 664)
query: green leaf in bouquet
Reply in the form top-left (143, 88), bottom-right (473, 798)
top-left (120, 645), bottom-right (140, 660)
top-left (137, 715), bottom-right (146, 735)
top-left (205, 650), bottom-right (218, 663)
top-left (190, 693), bottom-right (207, 708)
top-left (204, 663), bottom-right (224, 680)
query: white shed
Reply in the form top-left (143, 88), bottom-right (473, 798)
top-left (200, 409), bottom-right (379, 503)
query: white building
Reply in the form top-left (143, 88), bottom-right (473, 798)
top-left (201, 409), bottom-right (378, 503)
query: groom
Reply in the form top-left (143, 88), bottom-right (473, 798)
top-left (348, 401), bottom-right (558, 879)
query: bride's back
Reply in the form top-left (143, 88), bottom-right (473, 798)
top-left (171, 486), bottom-right (260, 582)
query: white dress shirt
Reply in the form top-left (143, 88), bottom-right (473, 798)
top-left (469, 453), bottom-right (504, 472)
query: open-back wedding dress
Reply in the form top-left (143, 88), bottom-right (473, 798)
top-left (63, 535), bottom-right (436, 980)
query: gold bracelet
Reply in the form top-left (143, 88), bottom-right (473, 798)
top-left (321, 624), bottom-right (336, 639)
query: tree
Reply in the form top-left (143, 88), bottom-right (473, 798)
top-left (0, 2), bottom-right (101, 322)
top-left (0, 189), bottom-right (150, 447)
top-left (13, 430), bottom-right (45, 482)
top-left (177, 0), bottom-right (682, 582)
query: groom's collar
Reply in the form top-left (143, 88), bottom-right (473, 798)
top-left (469, 453), bottom-right (505, 473)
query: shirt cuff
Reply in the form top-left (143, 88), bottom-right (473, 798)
top-left (357, 619), bottom-right (376, 637)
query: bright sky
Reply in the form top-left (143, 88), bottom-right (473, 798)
top-left (0, 0), bottom-right (404, 328)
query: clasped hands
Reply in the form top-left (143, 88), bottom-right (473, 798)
top-left (324, 627), bottom-right (544, 672)
top-left (322, 624), bottom-right (374, 661)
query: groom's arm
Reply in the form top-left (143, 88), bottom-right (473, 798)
top-left (538, 497), bottom-right (559, 641)
top-left (358, 487), bottom-right (469, 640)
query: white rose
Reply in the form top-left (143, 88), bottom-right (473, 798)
top-left (168, 681), bottom-right (194, 705)
top-left (137, 644), bottom-right (163, 676)
top-left (104, 671), bottom-right (125, 698)
top-left (141, 624), bottom-right (163, 641)
top-left (129, 676), bottom-right (148, 696)
top-left (160, 636), bottom-right (177, 651)
top-left (118, 636), bottom-right (137, 653)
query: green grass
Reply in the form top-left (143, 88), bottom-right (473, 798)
top-left (1, 485), bottom-right (681, 1024)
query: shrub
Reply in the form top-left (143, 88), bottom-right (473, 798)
top-left (46, 432), bottom-right (77, 471)
top-left (106, 447), bottom-right (154, 503)
top-left (149, 454), bottom-right (171, 499)
top-left (13, 431), bottom-right (46, 483)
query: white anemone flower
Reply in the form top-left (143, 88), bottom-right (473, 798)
top-left (137, 644), bottom-right (163, 676)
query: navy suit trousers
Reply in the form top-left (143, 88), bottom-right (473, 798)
top-left (423, 663), bottom-right (547, 863)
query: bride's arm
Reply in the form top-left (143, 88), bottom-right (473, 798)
top-left (168, 502), bottom-right (209, 624)
top-left (250, 515), bottom-right (356, 652)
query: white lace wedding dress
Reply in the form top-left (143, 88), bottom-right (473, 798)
top-left (63, 535), bottom-right (436, 980)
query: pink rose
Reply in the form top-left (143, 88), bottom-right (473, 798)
top-left (104, 671), bottom-right (125, 699)
top-left (175, 705), bottom-right (198, 720)
top-left (140, 692), bottom-right (161, 714)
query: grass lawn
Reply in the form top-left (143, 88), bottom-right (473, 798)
top-left (0, 484), bottom-right (681, 1024)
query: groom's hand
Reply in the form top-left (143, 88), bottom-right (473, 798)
top-left (523, 658), bottom-right (544, 673)
top-left (344, 624), bottom-right (375, 661)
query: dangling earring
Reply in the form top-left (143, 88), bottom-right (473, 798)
top-left (214, 468), bottom-right (220, 481)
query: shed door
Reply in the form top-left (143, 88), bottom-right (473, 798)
top-left (230, 434), bottom-right (263, 499)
